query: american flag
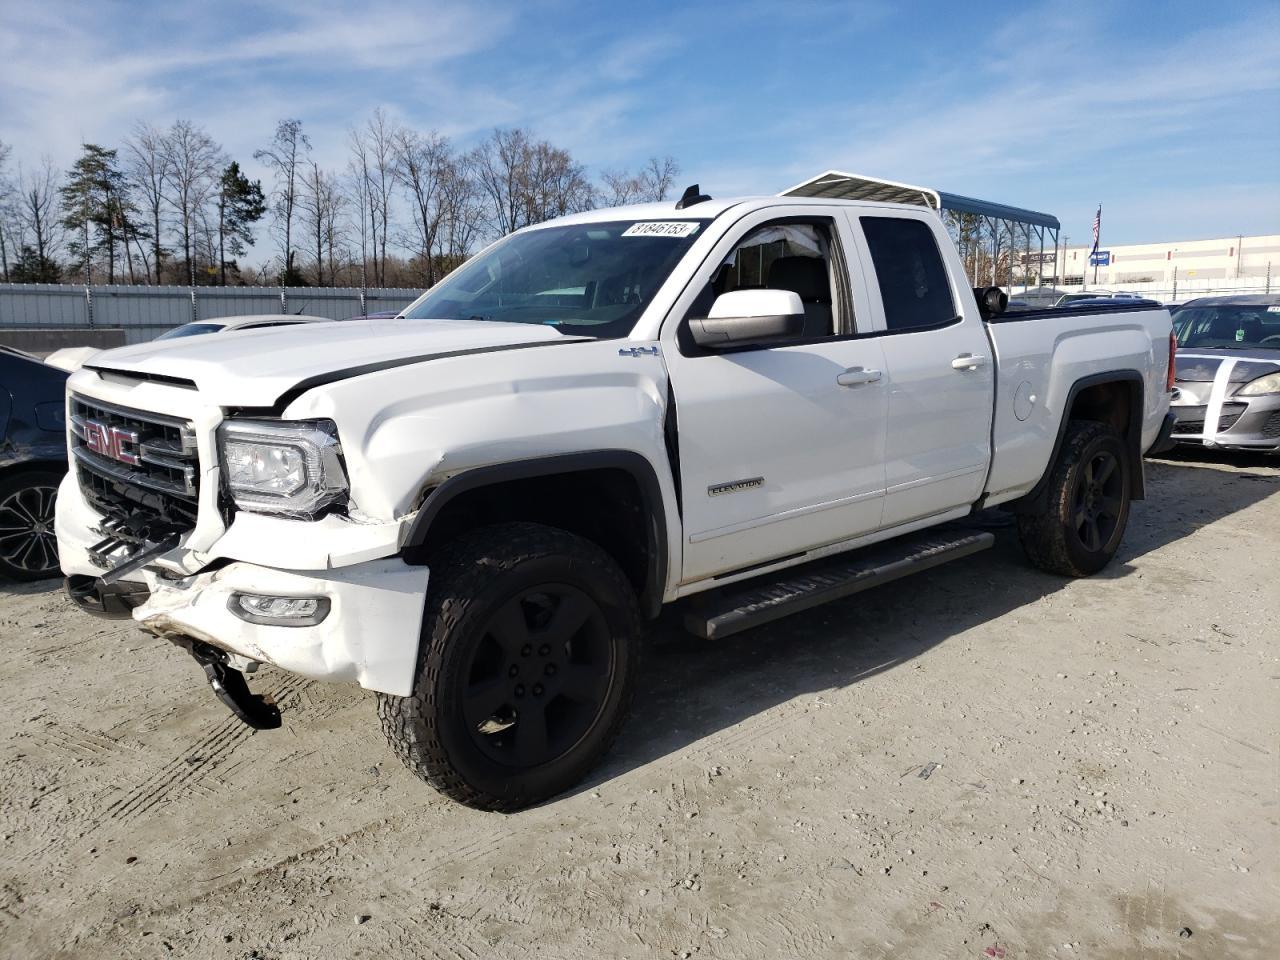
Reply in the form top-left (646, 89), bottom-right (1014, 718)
top-left (1091, 205), bottom-right (1101, 253)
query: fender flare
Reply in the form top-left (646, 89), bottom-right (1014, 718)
top-left (1015, 369), bottom-right (1147, 511)
top-left (400, 450), bottom-right (670, 618)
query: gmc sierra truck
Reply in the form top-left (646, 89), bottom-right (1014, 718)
top-left (55, 191), bottom-right (1177, 810)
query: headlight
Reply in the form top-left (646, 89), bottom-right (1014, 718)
top-left (218, 419), bottom-right (348, 516)
top-left (1237, 372), bottom-right (1280, 397)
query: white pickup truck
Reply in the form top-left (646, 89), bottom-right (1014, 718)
top-left (55, 190), bottom-right (1176, 810)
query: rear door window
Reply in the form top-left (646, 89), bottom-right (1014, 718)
top-left (860, 217), bottom-right (956, 332)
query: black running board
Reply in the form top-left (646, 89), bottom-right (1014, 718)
top-left (684, 529), bottom-right (995, 640)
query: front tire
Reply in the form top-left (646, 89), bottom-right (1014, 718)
top-left (0, 469), bottom-right (63, 581)
top-left (1017, 420), bottom-right (1132, 577)
top-left (378, 523), bottom-right (641, 811)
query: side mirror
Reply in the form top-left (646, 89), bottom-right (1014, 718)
top-left (689, 289), bottom-right (805, 348)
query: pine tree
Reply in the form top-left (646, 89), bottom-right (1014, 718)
top-left (59, 144), bottom-right (135, 284)
top-left (216, 161), bottom-right (267, 285)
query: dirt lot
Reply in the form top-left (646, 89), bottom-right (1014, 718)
top-left (2, 451), bottom-right (1277, 960)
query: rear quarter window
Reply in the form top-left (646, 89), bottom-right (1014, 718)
top-left (861, 217), bottom-right (956, 332)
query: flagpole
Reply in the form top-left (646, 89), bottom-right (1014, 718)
top-left (1092, 203), bottom-right (1102, 286)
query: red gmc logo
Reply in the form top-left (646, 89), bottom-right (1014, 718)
top-left (84, 419), bottom-right (140, 466)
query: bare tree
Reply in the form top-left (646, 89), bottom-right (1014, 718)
top-left (13, 158), bottom-right (64, 280)
top-left (438, 153), bottom-right (483, 268)
top-left (600, 155), bottom-right (680, 206)
top-left (123, 122), bottom-right (171, 283)
top-left (470, 128), bottom-right (593, 238)
top-left (344, 156), bottom-right (371, 295)
top-left (521, 140), bottom-right (594, 224)
top-left (255, 118), bottom-right (311, 283)
top-left (348, 109), bottom-right (397, 286)
top-left (639, 156), bottom-right (679, 201)
top-left (600, 168), bottom-right (643, 207)
top-left (321, 182), bottom-right (348, 286)
top-left (297, 161), bottom-right (345, 285)
top-left (0, 139), bottom-right (13, 280)
top-left (394, 127), bottom-right (451, 285)
top-left (163, 120), bottom-right (224, 286)
top-left (470, 128), bottom-right (531, 237)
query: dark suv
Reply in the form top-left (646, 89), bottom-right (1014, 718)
top-left (0, 347), bottom-right (69, 580)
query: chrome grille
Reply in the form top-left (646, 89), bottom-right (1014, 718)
top-left (69, 394), bottom-right (201, 539)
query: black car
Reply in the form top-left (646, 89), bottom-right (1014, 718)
top-left (0, 347), bottom-right (69, 580)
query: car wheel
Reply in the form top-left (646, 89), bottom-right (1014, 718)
top-left (0, 469), bottom-right (63, 581)
top-left (378, 522), bottom-right (641, 811)
top-left (1017, 420), bottom-right (1132, 577)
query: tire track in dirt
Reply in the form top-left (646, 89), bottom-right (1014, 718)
top-left (104, 675), bottom-right (311, 822)
top-left (35, 720), bottom-right (135, 764)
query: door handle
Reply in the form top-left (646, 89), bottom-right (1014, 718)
top-left (836, 367), bottom-right (882, 387)
top-left (951, 354), bottom-right (988, 371)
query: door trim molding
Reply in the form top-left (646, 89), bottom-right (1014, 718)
top-left (687, 486), bottom-right (883, 544)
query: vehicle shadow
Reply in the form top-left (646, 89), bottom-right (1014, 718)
top-left (1151, 445), bottom-right (1279, 471)
top-left (572, 457), bottom-right (1279, 799)
top-left (0, 577), bottom-right (63, 597)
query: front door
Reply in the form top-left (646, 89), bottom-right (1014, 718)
top-left (662, 211), bottom-right (888, 582)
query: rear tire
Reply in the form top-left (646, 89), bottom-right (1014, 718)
top-left (378, 522), bottom-right (641, 811)
top-left (1017, 420), bottom-right (1131, 577)
top-left (0, 469), bottom-right (63, 581)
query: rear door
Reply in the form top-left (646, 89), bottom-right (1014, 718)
top-left (661, 207), bottom-right (888, 582)
top-left (846, 212), bottom-right (994, 528)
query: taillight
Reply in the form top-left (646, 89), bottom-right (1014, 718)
top-left (1167, 332), bottom-right (1177, 392)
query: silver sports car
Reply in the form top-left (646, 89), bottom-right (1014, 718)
top-left (1170, 294), bottom-right (1280, 452)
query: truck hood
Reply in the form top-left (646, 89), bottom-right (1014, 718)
top-left (85, 319), bottom-right (587, 408)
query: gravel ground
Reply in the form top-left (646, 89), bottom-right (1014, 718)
top-left (2, 451), bottom-right (1277, 959)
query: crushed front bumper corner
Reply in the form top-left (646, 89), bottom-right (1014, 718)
top-left (132, 557), bottom-right (431, 696)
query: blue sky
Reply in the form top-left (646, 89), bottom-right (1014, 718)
top-left (2, 0), bottom-right (1277, 248)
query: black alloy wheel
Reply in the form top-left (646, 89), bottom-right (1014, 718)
top-left (1017, 419), bottom-right (1132, 577)
top-left (0, 471), bottom-right (63, 581)
top-left (378, 522), bottom-right (641, 811)
top-left (463, 584), bottom-right (616, 768)
top-left (1071, 448), bottom-right (1124, 552)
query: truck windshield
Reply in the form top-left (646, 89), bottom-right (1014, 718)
top-left (1173, 304), bottom-right (1280, 351)
top-left (400, 220), bottom-right (705, 338)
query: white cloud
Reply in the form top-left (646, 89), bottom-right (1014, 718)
top-left (1, 0), bottom-right (1275, 250)
top-left (783, 4), bottom-right (1280, 240)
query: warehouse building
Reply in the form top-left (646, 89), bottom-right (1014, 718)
top-left (1048, 234), bottom-right (1278, 288)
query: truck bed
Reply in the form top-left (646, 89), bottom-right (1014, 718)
top-left (982, 301), bottom-right (1172, 506)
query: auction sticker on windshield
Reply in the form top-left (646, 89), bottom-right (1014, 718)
top-left (622, 222), bottom-right (701, 238)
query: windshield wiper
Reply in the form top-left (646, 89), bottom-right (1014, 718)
top-left (1189, 343), bottom-right (1268, 351)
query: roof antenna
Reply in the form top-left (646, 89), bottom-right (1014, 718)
top-left (675, 183), bottom-right (712, 210)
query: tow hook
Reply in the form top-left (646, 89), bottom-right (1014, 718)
top-left (175, 638), bottom-right (282, 730)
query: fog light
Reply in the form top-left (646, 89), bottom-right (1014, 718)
top-left (229, 592), bottom-right (330, 627)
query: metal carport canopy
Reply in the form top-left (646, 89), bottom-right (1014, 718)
top-left (779, 170), bottom-right (1060, 231)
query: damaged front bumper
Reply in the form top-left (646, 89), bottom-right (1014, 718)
top-left (57, 474), bottom-right (431, 703)
top-left (126, 557), bottom-right (430, 695)
top-left (63, 556), bottom-right (430, 697)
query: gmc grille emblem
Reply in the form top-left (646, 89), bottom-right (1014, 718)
top-left (84, 419), bottom-right (140, 466)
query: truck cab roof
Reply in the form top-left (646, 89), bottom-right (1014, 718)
top-left (537, 195), bottom-right (936, 229)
